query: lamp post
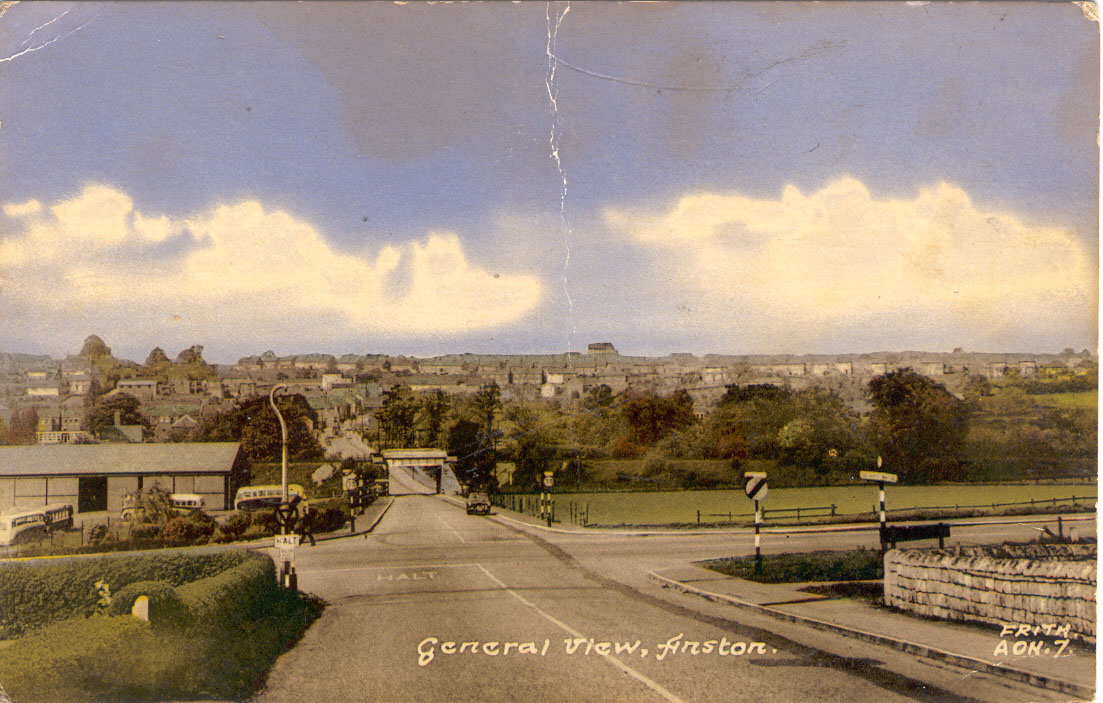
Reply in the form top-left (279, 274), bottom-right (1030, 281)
top-left (269, 384), bottom-right (289, 511)
top-left (269, 385), bottom-right (295, 588)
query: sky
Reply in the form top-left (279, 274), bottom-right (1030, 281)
top-left (0, 1), bottom-right (1097, 363)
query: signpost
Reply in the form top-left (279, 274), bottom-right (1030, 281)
top-left (274, 533), bottom-right (299, 589)
top-left (542, 472), bottom-right (554, 527)
top-left (744, 471), bottom-right (768, 575)
top-left (861, 457), bottom-right (898, 551)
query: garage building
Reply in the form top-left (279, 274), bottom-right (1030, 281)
top-left (0, 443), bottom-right (249, 514)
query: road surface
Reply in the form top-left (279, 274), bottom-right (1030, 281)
top-left (254, 495), bottom-right (1090, 703)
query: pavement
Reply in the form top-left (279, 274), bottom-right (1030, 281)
top-left (648, 564), bottom-right (1095, 700)
top-left (481, 500), bottom-right (1097, 699)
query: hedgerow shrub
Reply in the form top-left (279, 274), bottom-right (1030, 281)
top-left (314, 506), bottom-right (348, 533)
top-left (161, 517), bottom-right (202, 546)
top-left (0, 553), bottom-right (322, 702)
top-left (107, 580), bottom-right (190, 628)
top-left (129, 524), bottom-right (161, 543)
top-left (224, 511), bottom-right (252, 534)
top-left (178, 552), bottom-right (277, 621)
top-left (0, 550), bottom-right (251, 639)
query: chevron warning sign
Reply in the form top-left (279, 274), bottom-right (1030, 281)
top-left (743, 471), bottom-right (768, 500)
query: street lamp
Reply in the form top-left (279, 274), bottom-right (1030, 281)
top-left (269, 384), bottom-right (289, 524)
top-left (269, 384), bottom-right (296, 589)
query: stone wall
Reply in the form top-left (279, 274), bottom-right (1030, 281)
top-left (883, 545), bottom-right (1096, 639)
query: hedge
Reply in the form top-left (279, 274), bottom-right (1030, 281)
top-left (0, 616), bottom-right (191, 702)
top-left (0, 550), bottom-right (251, 639)
top-left (177, 552), bottom-right (277, 622)
top-left (107, 580), bottom-right (190, 628)
top-left (0, 553), bottom-right (321, 702)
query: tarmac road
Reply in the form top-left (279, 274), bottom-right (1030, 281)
top-left (252, 495), bottom-right (1090, 703)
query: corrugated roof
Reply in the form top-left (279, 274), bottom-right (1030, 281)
top-left (0, 443), bottom-right (241, 476)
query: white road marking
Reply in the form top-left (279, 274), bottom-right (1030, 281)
top-left (437, 515), bottom-right (467, 544)
top-left (297, 563), bottom-right (479, 575)
top-left (474, 563), bottom-right (688, 703)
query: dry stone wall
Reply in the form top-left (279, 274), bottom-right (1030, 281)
top-left (883, 545), bottom-right (1096, 639)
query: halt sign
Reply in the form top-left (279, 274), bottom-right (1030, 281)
top-left (744, 471), bottom-right (768, 500)
top-left (274, 534), bottom-right (300, 565)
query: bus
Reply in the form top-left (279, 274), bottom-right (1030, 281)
top-left (0, 508), bottom-right (47, 546)
top-left (233, 484), bottom-right (306, 512)
top-left (169, 494), bottom-right (205, 513)
top-left (43, 503), bottom-right (74, 531)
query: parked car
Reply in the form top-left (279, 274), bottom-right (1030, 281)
top-left (465, 492), bottom-right (491, 515)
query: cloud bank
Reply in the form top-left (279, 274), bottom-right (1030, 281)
top-left (607, 178), bottom-right (1096, 351)
top-left (0, 185), bottom-right (543, 352)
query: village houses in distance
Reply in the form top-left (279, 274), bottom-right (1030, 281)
top-left (0, 334), bottom-right (1094, 517)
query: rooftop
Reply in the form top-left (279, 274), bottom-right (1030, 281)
top-left (0, 442), bottom-right (242, 476)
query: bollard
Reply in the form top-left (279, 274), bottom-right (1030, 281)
top-left (350, 515), bottom-right (356, 533)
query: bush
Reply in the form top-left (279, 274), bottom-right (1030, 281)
top-left (0, 550), bottom-right (252, 639)
top-left (88, 524), bottom-right (112, 545)
top-left (160, 517), bottom-right (202, 546)
top-left (129, 524), bottom-right (161, 544)
top-left (250, 510), bottom-right (279, 535)
top-left (107, 580), bottom-right (190, 628)
top-left (218, 512), bottom-right (252, 542)
top-left (313, 507), bottom-right (348, 533)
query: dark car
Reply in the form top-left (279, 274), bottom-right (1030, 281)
top-left (465, 492), bottom-right (491, 515)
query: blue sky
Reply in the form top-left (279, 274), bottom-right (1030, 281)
top-left (0, 2), bottom-right (1097, 363)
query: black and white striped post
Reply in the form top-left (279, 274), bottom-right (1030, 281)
top-left (542, 471), bottom-right (554, 527)
top-left (861, 458), bottom-right (897, 552)
top-left (744, 471), bottom-right (768, 576)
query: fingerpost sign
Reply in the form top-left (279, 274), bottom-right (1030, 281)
top-left (861, 458), bottom-right (898, 551)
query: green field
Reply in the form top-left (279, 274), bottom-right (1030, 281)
top-left (1031, 391), bottom-right (1098, 409)
top-left (544, 482), bottom-right (1096, 526)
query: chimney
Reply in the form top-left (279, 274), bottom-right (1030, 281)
top-left (114, 410), bottom-right (121, 427)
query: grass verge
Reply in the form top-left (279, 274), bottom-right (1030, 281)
top-left (700, 549), bottom-right (882, 583)
top-left (585, 500), bottom-right (1095, 530)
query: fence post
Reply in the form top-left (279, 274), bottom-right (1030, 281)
top-left (697, 510), bottom-right (700, 524)
top-left (831, 504), bottom-right (836, 517)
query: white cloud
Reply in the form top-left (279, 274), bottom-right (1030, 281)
top-left (2, 199), bottom-right (41, 217)
top-left (606, 178), bottom-right (1097, 350)
top-left (1, 184), bottom-right (543, 347)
